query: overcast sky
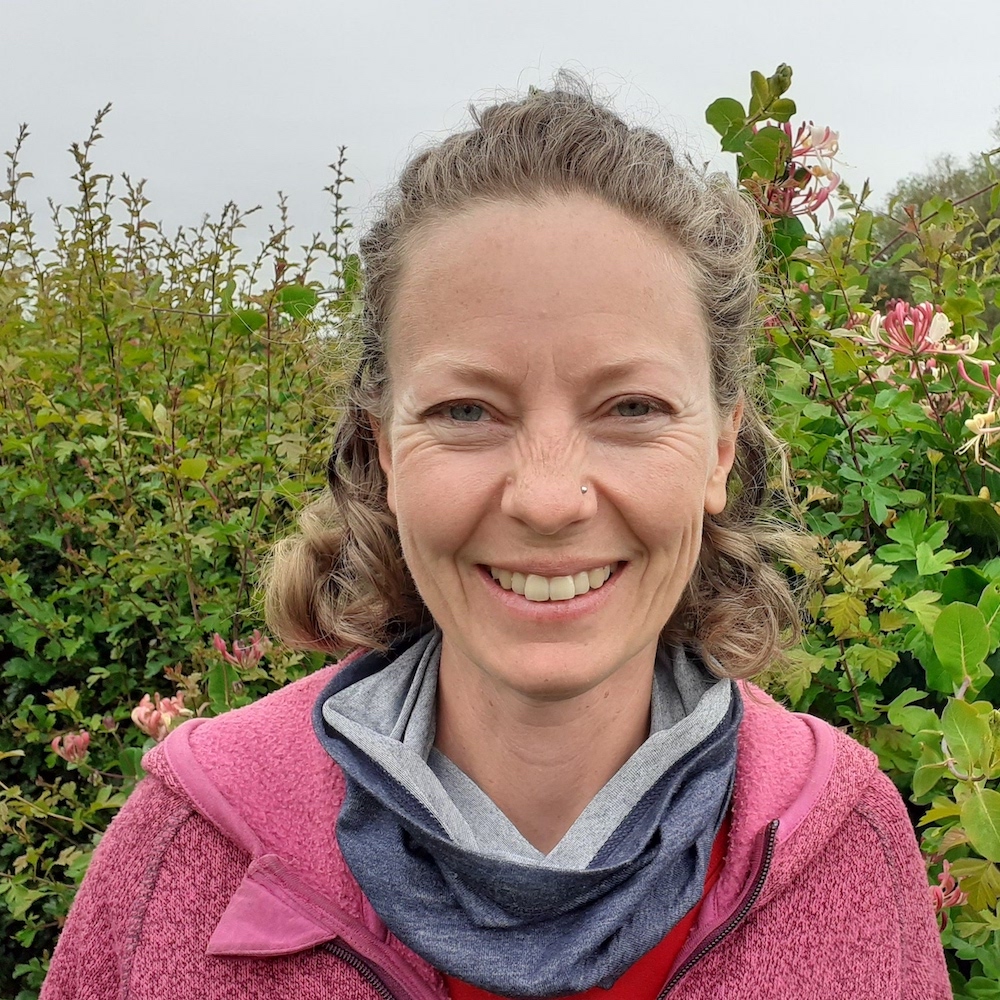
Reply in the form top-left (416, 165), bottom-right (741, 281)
top-left (4, 0), bottom-right (1000, 256)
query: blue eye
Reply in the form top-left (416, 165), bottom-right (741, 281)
top-left (614, 399), bottom-right (655, 417)
top-left (448, 403), bottom-right (486, 422)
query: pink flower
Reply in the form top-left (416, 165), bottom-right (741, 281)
top-left (958, 357), bottom-right (1000, 399)
top-left (928, 860), bottom-right (968, 930)
top-left (789, 124), bottom-right (840, 173)
top-left (51, 731), bottom-right (90, 763)
top-left (855, 301), bottom-right (977, 359)
top-left (749, 121), bottom-right (842, 219)
top-left (213, 630), bottom-right (272, 669)
top-left (131, 691), bottom-right (193, 742)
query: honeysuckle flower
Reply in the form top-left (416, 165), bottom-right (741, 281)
top-left (755, 166), bottom-right (840, 218)
top-left (920, 390), bottom-right (963, 421)
top-left (788, 123), bottom-right (840, 188)
top-left (51, 731), bottom-right (90, 763)
top-left (131, 691), bottom-right (193, 742)
top-left (853, 301), bottom-right (977, 363)
top-left (957, 405), bottom-right (1000, 473)
top-left (213, 630), bottom-right (272, 669)
top-left (929, 860), bottom-right (968, 930)
top-left (957, 357), bottom-right (1000, 399)
top-left (749, 121), bottom-right (842, 219)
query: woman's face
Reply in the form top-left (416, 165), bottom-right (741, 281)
top-left (376, 194), bottom-right (739, 702)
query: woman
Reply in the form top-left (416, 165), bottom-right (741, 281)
top-left (42, 81), bottom-right (950, 999)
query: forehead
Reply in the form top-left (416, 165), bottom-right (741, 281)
top-left (388, 194), bottom-right (709, 380)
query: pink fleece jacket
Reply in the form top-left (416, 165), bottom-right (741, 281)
top-left (41, 659), bottom-right (951, 999)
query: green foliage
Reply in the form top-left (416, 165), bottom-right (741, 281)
top-left (713, 65), bottom-right (1000, 994)
top-left (0, 113), bottom-right (357, 994)
top-left (6, 69), bottom-right (1000, 997)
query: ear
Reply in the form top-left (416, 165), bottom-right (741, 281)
top-left (704, 398), bottom-right (743, 516)
top-left (370, 414), bottom-right (397, 515)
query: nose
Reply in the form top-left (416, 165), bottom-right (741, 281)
top-left (500, 432), bottom-right (595, 535)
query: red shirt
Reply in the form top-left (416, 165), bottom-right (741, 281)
top-left (445, 811), bottom-right (730, 1000)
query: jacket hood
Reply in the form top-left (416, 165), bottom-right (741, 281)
top-left (142, 653), bottom-right (884, 992)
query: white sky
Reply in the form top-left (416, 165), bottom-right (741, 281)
top-left (3, 0), bottom-right (999, 256)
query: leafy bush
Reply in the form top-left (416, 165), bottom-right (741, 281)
top-left (0, 110), bottom-right (356, 995)
top-left (5, 68), bottom-right (1000, 998)
top-left (707, 66), bottom-right (1000, 995)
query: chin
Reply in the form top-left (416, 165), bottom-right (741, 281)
top-left (478, 645), bottom-right (626, 702)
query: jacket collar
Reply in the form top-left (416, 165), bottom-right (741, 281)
top-left (142, 655), bottom-right (877, 986)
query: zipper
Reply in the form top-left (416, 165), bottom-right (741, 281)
top-left (324, 940), bottom-right (403, 1000)
top-left (656, 818), bottom-right (779, 999)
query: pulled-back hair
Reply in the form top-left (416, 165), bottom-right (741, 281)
top-left (262, 75), bottom-right (805, 679)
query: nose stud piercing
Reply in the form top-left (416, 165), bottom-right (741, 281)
top-left (581, 485), bottom-right (588, 494)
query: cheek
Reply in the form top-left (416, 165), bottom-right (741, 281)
top-left (389, 451), bottom-right (494, 557)
top-left (627, 453), bottom-right (712, 548)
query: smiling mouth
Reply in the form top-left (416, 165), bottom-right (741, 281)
top-left (487, 563), bottom-right (619, 602)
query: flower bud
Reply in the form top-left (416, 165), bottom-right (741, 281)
top-left (51, 731), bottom-right (90, 764)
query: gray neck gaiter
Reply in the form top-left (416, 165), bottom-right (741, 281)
top-left (313, 631), bottom-right (742, 997)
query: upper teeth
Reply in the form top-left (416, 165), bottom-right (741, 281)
top-left (489, 564), bottom-right (615, 601)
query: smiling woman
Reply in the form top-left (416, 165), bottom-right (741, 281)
top-left (41, 76), bottom-right (950, 1000)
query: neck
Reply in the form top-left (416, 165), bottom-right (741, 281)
top-left (434, 645), bottom-right (655, 854)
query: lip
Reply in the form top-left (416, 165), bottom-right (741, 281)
top-left (482, 561), bottom-right (620, 578)
top-left (476, 562), bottom-right (625, 621)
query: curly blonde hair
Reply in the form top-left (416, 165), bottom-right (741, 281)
top-left (262, 77), bottom-right (805, 678)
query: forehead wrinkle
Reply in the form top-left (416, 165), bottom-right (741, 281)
top-left (408, 355), bottom-right (526, 390)
top-left (407, 348), bottom-right (698, 396)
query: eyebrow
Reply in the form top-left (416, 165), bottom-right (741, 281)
top-left (409, 355), bottom-right (678, 389)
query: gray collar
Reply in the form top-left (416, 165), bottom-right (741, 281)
top-left (322, 629), bottom-right (733, 868)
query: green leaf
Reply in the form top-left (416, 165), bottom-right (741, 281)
top-left (177, 457), bottom-right (208, 480)
top-left (879, 509), bottom-right (949, 564)
top-left (277, 284), bottom-right (319, 319)
top-left (948, 858), bottom-right (1000, 911)
top-left (979, 581), bottom-right (1000, 649)
top-left (742, 125), bottom-right (789, 182)
top-left (230, 309), bottom-right (266, 335)
top-left (721, 125), bottom-right (755, 154)
top-left (206, 660), bottom-right (232, 713)
top-left (749, 70), bottom-right (769, 117)
top-left (841, 554), bottom-right (895, 593)
top-left (919, 800), bottom-right (962, 825)
top-left (942, 567), bottom-right (989, 606)
top-left (904, 590), bottom-right (942, 632)
top-left (768, 97), bottom-right (796, 122)
top-left (705, 97), bottom-right (746, 139)
top-left (777, 647), bottom-right (826, 701)
top-left (933, 603), bottom-right (991, 686)
top-left (845, 643), bottom-right (897, 683)
top-left (912, 745), bottom-right (949, 797)
top-left (941, 698), bottom-right (994, 777)
top-left (822, 591), bottom-right (866, 637)
top-left (852, 210), bottom-right (874, 263)
top-left (939, 494), bottom-right (1000, 543)
top-left (342, 253), bottom-right (361, 294)
top-left (915, 542), bottom-right (964, 576)
top-left (887, 688), bottom-right (941, 736)
top-left (961, 787), bottom-right (1000, 862)
top-left (771, 215), bottom-right (807, 259)
top-left (136, 395), bottom-right (154, 425)
top-left (118, 747), bottom-right (145, 780)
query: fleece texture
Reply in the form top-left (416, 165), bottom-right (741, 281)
top-left (41, 655), bottom-right (952, 1000)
